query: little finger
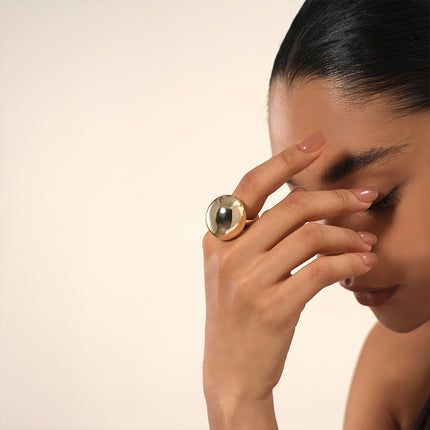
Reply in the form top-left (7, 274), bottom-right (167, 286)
top-left (273, 252), bottom-right (378, 316)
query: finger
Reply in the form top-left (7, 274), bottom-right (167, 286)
top-left (241, 187), bottom-right (378, 251)
top-left (232, 131), bottom-right (326, 219)
top-left (272, 252), bottom-right (378, 317)
top-left (253, 223), bottom-right (377, 286)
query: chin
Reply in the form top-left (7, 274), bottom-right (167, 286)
top-left (373, 311), bottom-right (430, 333)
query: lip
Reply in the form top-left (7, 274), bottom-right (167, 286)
top-left (346, 284), bottom-right (400, 307)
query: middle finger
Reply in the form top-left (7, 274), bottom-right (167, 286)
top-left (241, 187), bottom-right (378, 252)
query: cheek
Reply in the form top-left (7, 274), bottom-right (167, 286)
top-left (379, 193), bottom-right (430, 283)
top-left (402, 213), bottom-right (430, 284)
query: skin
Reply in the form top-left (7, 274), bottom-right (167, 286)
top-left (268, 77), bottom-right (430, 429)
top-left (268, 77), bottom-right (430, 333)
top-left (202, 77), bottom-right (430, 429)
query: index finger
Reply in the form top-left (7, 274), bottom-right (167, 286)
top-left (232, 130), bottom-right (325, 218)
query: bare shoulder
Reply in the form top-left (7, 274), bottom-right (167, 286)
top-left (343, 320), bottom-right (430, 430)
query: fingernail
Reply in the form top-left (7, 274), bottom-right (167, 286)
top-left (351, 188), bottom-right (379, 203)
top-left (360, 252), bottom-right (378, 267)
top-left (298, 131), bottom-right (326, 152)
top-left (357, 231), bottom-right (378, 246)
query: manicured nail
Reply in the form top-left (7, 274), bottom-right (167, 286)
top-left (357, 231), bottom-right (378, 246)
top-left (298, 131), bottom-right (326, 152)
top-left (360, 252), bottom-right (378, 267)
top-left (351, 188), bottom-right (379, 203)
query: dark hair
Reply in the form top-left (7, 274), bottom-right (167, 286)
top-left (270, 0), bottom-right (430, 116)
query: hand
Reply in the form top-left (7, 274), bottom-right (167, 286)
top-left (202, 131), bottom-right (379, 418)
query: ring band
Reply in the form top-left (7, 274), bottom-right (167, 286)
top-left (205, 194), bottom-right (259, 240)
top-left (245, 216), bottom-right (260, 226)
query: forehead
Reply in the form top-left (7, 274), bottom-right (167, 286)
top-left (268, 78), bottom-right (415, 189)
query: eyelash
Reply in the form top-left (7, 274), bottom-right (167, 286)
top-left (366, 186), bottom-right (401, 214)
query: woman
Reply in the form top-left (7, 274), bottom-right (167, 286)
top-left (202, 0), bottom-right (430, 429)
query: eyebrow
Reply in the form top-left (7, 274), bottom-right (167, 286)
top-left (286, 143), bottom-right (411, 187)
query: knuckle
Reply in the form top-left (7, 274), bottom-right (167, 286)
top-left (238, 170), bottom-right (260, 194)
top-left (230, 275), bottom-right (247, 293)
top-left (280, 147), bottom-right (296, 167)
top-left (286, 188), bottom-right (308, 207)
top-left (255, 294), bottom-right (279, 327)
top-left (300, 223), bottom-right (324, 247)
top-left (311, 257), bottom-right (332, 282)
top-left (216, 248), bottom-right (236, 271)
top-left (333, 189), bottom-right (349, 206)
top-left (232, 276), bottom-right (257, 307)
top-left (204, 245), bottom-right (234, 274)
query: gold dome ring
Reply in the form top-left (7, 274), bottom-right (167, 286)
top-left (205, 194), bottom-right (260, 241)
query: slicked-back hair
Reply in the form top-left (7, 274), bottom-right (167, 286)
top-left (270, 0), bottom-right (430, 116)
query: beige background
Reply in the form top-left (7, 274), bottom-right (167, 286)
top-left (0, 1), bottom-right (376, 429)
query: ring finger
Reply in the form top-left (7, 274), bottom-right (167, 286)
top-left (252, 223), bottom-right (377, 287)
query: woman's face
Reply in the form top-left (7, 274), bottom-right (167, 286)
top-left (268, 78), bottom-right (430, 333)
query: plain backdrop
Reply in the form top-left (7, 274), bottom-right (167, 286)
top-left (0, 1), bottom-right (376, 429)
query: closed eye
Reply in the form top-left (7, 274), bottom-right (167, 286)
top-left (366, 186), bottom-right (401, 214)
